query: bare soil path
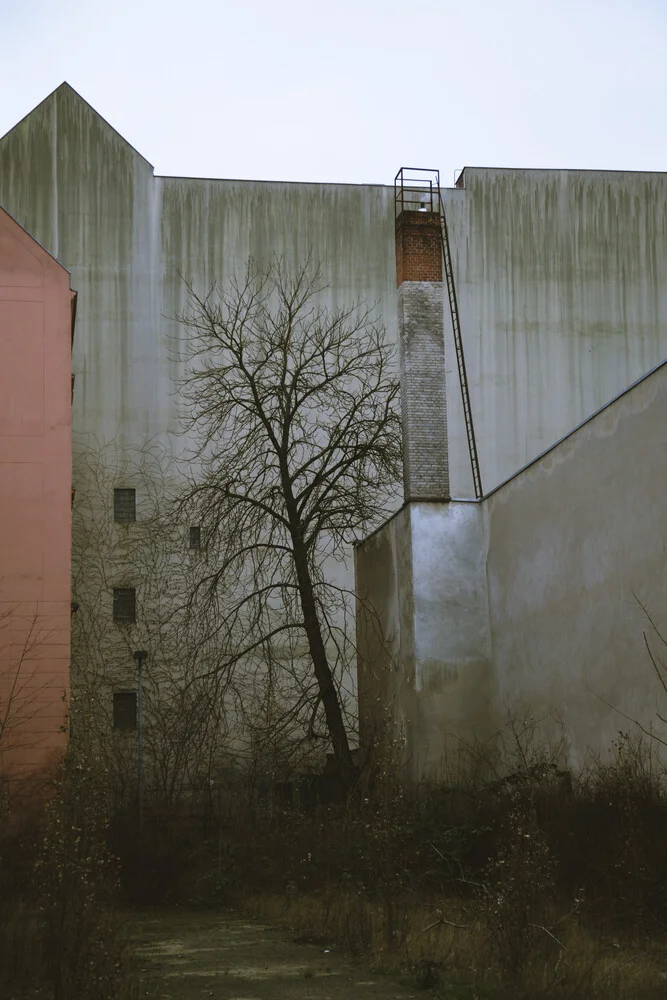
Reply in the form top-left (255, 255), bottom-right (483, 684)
top-left (131, 908), bottom-right (424, 1000)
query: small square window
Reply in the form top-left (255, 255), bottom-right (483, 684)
top-left (114, 488), bottom-right (136, 524)
top-left (189, 526), bottom-right (201, 550)
top-left (113, 587), bottom-right (136, 625)
top-left (113, 691), bottom-right (137, 730)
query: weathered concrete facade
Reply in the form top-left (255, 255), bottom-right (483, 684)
top-left (0, 206), bottom-right (74, 783)
top-left (3, 84), bottom-right (667, 766)
top-left (357, 503), bottom-right (492, 780)
top-left (2, 86), bottom-right (667, 494)
top-left (356, 360), bottom-right (667, 777)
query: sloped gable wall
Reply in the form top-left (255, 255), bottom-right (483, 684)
top-left (0, 207), bottom-right (72, 781)
top-left (485, 360), bottom-right (667, 767)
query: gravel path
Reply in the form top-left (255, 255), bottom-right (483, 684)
top-left (132, 908), bottom-right (421, 1000)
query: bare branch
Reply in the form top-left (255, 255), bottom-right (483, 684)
top-left (175, 257), bottom-right (402, 786)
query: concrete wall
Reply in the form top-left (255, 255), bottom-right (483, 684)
top-left (4, 85), bottom-right (667, 763)
top-left (0, 206), bottom-right (73, 780)
top-left (357, 361), bottom-right (667, 777)
top-left (485, 359), bottom-right (667, 769)
top-left (3, 87), bottom-right (667, 495)
top-left (355, 507), bottom-right (413, 772)
top-left (0, 85), bottom-right (397, 457)
top-left (442, 167), bottom-right (667, 494)
top-left (356, 503), bottom-right (492, 779)
top-left (0, 86), bottom-right (399, 719)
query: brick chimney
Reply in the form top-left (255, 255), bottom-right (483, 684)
top-left (395, 210), bottom-right (449, 501)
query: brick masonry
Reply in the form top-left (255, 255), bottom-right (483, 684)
top-left (395, 210), bottom-right (449, 502)
top-left (398, 283), bottom-right (449, 501)
top-left (395, 211), bottom-right (443, 286)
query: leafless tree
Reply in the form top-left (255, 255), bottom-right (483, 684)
top-left (176, 258), bottom-right (402, 790)
top-left (0, 605), bottom-right (55, 760)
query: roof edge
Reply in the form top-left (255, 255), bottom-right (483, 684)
top-left (0, 82), bottom-right (154, 171)
top-left (484, 355), bottom-right (667, 500)
top-left (0, 202), bottom-right (73, 279)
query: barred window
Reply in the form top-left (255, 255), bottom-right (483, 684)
top-left (113, 691), bottom-right (137, 730)
top-left (114, 488), bottom-right (136, 524)
top-left (189, 526), bottom-right (201, 550)
top-left (113, 587), bottom-right (136, 625)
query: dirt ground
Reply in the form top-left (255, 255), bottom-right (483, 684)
top-left (131, 908), bottom-right (424, 1000)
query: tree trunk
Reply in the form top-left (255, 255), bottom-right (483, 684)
top-left (290, 533), bottom-right (357, 792)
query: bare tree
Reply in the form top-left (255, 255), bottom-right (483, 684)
top-left (177, 258), bottom-right (402, 790)
top-left (0, 605), bottom-right (56, 762)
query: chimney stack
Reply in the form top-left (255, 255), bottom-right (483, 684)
top-left (395, 209), bottom-right (450, 502)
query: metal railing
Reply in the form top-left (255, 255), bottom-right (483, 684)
top-left (394, 166), bottom-right (441, 215)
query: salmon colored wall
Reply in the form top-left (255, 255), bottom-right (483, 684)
top-left (0, 206), bottom-right (73, 785)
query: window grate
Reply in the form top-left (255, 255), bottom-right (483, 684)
top-left (113, 691), bottom-right (137, 730)
top-left (113, 587), bottom-right (136, 625)
top-left (189, 526), bottom-right (201, 550)
top-left (114, 488), bottom-right (136, 524)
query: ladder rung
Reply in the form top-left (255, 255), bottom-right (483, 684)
top-left (437, 197), bottom-right (483, 499)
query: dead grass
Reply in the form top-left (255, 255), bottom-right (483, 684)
top-left (217, 732), bottom-right (667, 999)
top-left (242, 890), bottom-right (667, 998)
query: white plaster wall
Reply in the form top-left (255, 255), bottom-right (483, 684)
top-left (358, 363), bottom-right (667, 779)
top-left (354, 508), bottom-right (415, 766)
top-left (356, 503), bottom-right (492, 780)
top-left (409, 503), bottom-right (493, 776)
top-left (485, 361), bottom-right (667, 768)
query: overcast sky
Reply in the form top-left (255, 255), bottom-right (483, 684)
top-left (1, 0), bottom-right (666, 186)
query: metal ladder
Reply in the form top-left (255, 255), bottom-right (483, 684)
top-left (394, 168), bottom-right (483, 499)
top-left (437, 188), bottom-right (483, 499)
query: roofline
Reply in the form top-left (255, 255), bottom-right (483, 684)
top-left (4, 87), bottom-right (667, 188)
top-left (122, 164), bottom-right (667, 189)
top-left (484, 355), bottom-right (667, 500)
top-left (458, 164), bottom-right (667, 180)
top-left (0, 82), bottom-right (154, 171)
top-left (0, 202), bottom-right (73, 279)
top-left (156, 173), bottom-right (397, 188)
top-left (356, 355), bottom-right (667, 547)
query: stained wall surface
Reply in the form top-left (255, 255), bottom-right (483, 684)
top-left (355, 507), bottom-right (414, 772)
top-left (357, 361), bottom-right (667, 777)
top-left (356, 502), bottom-right (492, 779)
top-left (443, 168), bottom-right (667, 495)
top-left (485, 360), bottom-right (667, 768)
top-left (3, 85), bottom-right (667, 760)
top-left (0, 206), bottom-right (73, 780)
top-left (2, 87), bottom-right (667, 495)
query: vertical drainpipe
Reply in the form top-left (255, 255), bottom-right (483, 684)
top-left (395, 210), bottom-right (450, 502)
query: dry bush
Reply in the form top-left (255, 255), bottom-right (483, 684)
top-left (0, 733), bottom-right (137, 999)
top-left (565, 733), bottom-right (667, 932)
top-left (34, 733), bottom-right (137, 1000)
top-left (214, 721), bottom-right (667, 998)
top-left (477, 800), bottom-right (559, 983)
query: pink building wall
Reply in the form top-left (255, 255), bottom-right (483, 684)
top-left (0, 206), bottom-right (74, 790)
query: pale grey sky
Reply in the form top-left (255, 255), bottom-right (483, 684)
top-left (1, 0), bottom-right (666, 186)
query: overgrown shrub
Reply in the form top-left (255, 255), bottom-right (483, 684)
top-left (478, 799), bottom-right (559, 982)
top-left (34, 734), bottom-right (137, 1000)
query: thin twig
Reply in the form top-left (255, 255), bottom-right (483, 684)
top-left (529, 923), bottom-right (567, 951)
top-left (420, 918), bottom-right (469, 934)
